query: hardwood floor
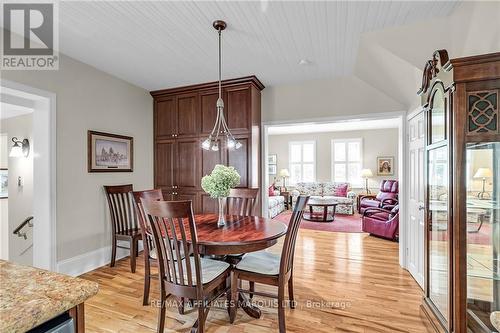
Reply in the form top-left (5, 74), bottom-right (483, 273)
top-left (80, 230), bottom-right (432, 333)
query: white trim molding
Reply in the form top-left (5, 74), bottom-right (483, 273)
top-left (57, 241), bottom-right (143, 277)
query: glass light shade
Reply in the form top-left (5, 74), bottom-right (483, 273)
top-left (360, 168), bottom-right (373, 178)
top-left (227, 139), bottom-right (236, 149)
top-left (473, 167), bottom-right (492, 178)
top-left (211, 144), bottom-right (219, 151)
top-left (201, 139), bottom-right (211, 150)
top-left (9, 144), bottom-right (24, 157)
top-left (279, 169), bottom-right (290, 177)
top-left (235, 142), bottom-right (242, 149)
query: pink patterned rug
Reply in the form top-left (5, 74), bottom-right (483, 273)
top-left (273, 211), bottom-right (363, 233)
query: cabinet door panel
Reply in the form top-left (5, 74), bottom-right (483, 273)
top-left (200, 193), bottom-right (218, 214)
top-left (175, 190), bottom-right (199, 213)
top-left (155, 141), bottom-right (176, 188)
top-left (227, 137), bottom-right (249, 188)
top-left (225, 86), bottom-right (250, 132)
top-left (177, 93), bottom-right (199, 136)
top-left (156, 97), bottom-right (177, 137)
top-left (161, 190), bottom-right (174, 201)
top-left (176, 139), bottom-right (200, 189)
top-left (200, 90), bottom-right (219, 134)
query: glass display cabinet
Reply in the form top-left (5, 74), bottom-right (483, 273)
top-left (419, 50), bottom-right (500, 333)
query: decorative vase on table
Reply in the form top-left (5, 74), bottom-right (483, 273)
top-left (201, 164), bottom-right (241, 227)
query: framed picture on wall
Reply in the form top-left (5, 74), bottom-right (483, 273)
top-left (0, 169), bottom-right (7, 199)
top-left (268, 154), bottom-right (277, 165)
top-left (88, 131), bottom-right (133, 172)
top-left (377, 156), bottom-right (394, 176)
top-left (268, 164), bottom-right (277, 175)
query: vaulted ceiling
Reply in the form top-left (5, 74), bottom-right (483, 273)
top-left (55, 1), bottom-right (459, 90)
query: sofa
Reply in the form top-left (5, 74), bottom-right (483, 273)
top-left (291, 182), bottom-right (356, 215)
top-left (268, 189), bottom-right (285, 218)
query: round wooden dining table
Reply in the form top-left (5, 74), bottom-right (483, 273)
top-left (193, 213), bottom-right (288, 255)
top-left (192, 213), bottom-right (288, 319)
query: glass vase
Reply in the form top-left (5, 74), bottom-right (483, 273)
top-left (217, 197), bottom-right (226, 227)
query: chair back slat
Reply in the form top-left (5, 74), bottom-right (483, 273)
top-left (177, 217), bottom-right (193, 285)
top-left (131, 189), bottom-right (164, 258)
top-left (280, 195), bottom-right (309, 276)
top-left (104, 185), bottom-right (138, 234)
top-left (226, 188), bottom-right (259, 217)
top-left (142, 200), bottom-right (202, 289)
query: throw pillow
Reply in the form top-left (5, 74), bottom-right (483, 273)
top-left (334, 184), bottom-right (348, 197)
top-left (268, 184), bottom-right (276, 196)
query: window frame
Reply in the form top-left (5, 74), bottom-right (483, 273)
top-left (331, 138), bottom-right (363, 187)
top-left (288, 140), bottom-right (316, 184)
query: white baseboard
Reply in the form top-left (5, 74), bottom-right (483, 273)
top-left (57, 241), bottom-right (143, 277)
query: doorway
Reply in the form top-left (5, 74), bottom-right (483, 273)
top-left (0, 79), bottom-right (56, 270)
top-left (261, 111), bottom-right (408, 267)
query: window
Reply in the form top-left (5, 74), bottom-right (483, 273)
top-left (289, 141), bottom-right (315, 184)
top-left (332, 139), bottom-right (362, 186)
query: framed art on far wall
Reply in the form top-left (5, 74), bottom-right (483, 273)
top-left (88, 130), bottom-right (133, 172)
top-left (377, 156), bottom-right (394, 176)
top-left (268, 164), bottom-right (277, 175)
top-left (268, 154), bottom-right (277, 165)
top-left (0, 169), bottom-right (7, 199)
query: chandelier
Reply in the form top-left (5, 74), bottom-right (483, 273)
top-left (201, 20), bottom-right (242, 151)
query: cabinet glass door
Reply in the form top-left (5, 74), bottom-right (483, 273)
top-left (428, 145), bottom-right (450, 322)
top-left (466, 142), bottom-right (499, 332)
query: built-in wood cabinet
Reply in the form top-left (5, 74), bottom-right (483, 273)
top-left (419, 51), bottom-right (500, 333)
top-left (155, 93), bottom-right (199, 138)
top-left (151, 76), bottom-right (264, 214)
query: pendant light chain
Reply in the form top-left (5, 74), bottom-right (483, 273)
top-left (201, 20), bottom-right (242, 151)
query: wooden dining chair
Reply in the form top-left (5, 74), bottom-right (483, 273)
top-left (104, 184), bottom-right (142, 273)
top-left (224, 188), bottom-right (260, 291)
top-left (226, 188), bottom-right (259, 216)
top-left (143, 200), bottom-right (231, 333)
top-left (229, 195), bottom-right (310, 333)
top-left (131, 189), bottom-right (164, 305)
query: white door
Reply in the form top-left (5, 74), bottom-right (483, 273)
top-left (407, 111), bottom-right (425, 288)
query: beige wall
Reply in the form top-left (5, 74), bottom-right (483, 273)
top-left (268, 128), bottom-right (399, 192)
top-left (0, 134), bottom-right (9, 260)
top-left (261, 76), bottom-right (404, 123)
top-left (1, 114), bottom-right (34, 265)
top-left (2, 50), bottom-right (153, 262)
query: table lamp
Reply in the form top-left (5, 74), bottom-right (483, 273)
top-left (360, 169), bottom-right (373, 194)
top-left (279, 169), bottom-right (290, 191)
top-left (474, 167), bottom-right (492, 199)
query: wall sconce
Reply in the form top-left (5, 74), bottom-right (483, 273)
top-left (9, 137), bottom-right (30, 158)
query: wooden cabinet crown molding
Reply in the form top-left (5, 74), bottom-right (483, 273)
top-left (150, 75), bottom-right (265, 97)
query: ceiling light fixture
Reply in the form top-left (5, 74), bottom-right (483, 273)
top-left (201, 20), bottom-right (242, 151)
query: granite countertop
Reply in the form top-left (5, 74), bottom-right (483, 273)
top-left (0, 260), bottom-right (99, 333)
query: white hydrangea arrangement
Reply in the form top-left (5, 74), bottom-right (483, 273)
top-left (201, 164), bottom-right (241, 198)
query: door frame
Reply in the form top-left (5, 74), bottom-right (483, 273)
top-left (261, 110), bottom-right (408, 268)
top-left (1, 79), bottom-right (57, 271)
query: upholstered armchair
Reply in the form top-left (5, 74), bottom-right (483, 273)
top-left (358, 180), bottom-right (398, 214)
top-left (362, 205), bottom-right (399, 240)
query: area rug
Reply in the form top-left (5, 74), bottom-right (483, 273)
top-left (273, 210), bottom-right (363, 233)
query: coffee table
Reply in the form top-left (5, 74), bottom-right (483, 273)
top-left (303, 198), bottom-right (338, 222)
